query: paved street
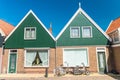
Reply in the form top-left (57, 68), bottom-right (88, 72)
top-left (0, 73), bottom-right (120, 80)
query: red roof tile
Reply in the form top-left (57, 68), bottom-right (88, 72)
top-left (0, 20), bottom-right (14, 36)
top-left (106, 17), bottom-right (120, 34)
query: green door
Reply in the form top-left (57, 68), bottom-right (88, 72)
top-left (8, 53), bottom-right (17, 73)
top-left (97, 52), bottom-right (107, 74)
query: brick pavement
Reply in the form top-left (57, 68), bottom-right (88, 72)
top-left (0, 73), bottom-right (120, 80)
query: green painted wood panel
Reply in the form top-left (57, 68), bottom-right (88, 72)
top-left (57, 13), bottom-right (110, 46)
top-left (5, 13), bottom-right (55, 48)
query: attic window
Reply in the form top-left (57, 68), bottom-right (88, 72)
top-left (82, 26), bottom-right (92, 38)
top-left (24, 27), bottom-right (36, 40)
top-left (70, 27), bottom-right (80, 38)
top-left (111, 31), bottom-right (119, 43)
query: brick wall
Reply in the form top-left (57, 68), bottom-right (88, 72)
top-left (2, 46), bottom-right (110, 74)
top-left (0, 48), bottom-right (2, 73)
top-left (112, 46), bottom-right (120, 73)
top-left (2, 49), bottom-right (9, 73)
top-left (2, 48), bottom-right (55, 74)
top-left (56, 46), bottom-right (110, 73)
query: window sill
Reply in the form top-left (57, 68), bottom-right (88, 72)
top-left (24, 38), bottom-right (36, 40)
top-left (82, 37), bottom-right (92, 38)
top-left (24, 66), bottom-right (49, 68)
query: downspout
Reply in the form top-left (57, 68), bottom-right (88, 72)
top-left (1, 41), bottom-right (5, 74)
top-left (55, 40), bottom-right (57, 68)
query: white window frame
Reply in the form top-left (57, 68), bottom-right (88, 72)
top-left (63, 48), bottom-right (89, 67)
top-left (70, 27), bottom-right (80, 38)
top-left (24, 49), bottom-right (49, 67)
top-left (82, 26), bottom-right (92, 38)
top-left (111, 30), bottom-right (120, 43)
top-left (24, 27), bottom-right (36, 40)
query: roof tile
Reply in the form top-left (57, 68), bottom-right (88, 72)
top-left (0, 20), bottom-right (14, 36)
top-left (106, 17), bottom-right (120, 34)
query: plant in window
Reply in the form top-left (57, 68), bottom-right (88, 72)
top-left (32, 52), bottom-right (42, 66)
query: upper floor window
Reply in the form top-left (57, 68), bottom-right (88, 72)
top-left (82, 26), bottom-right (92, 38)
top-left (111, 31), bottom-right (119, 43)
top-left (70, 27), bottom-right (80, 38)
top-left (24, 27), bottom-right (36, 40)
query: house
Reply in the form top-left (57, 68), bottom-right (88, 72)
top-left (106, 17), bottom-right (120, 73)
top-left (0, 20), bottom-right (14, 73)
top-left (56, 7), bottom-right (111, 74)
top-left (2, 10), bottom-right (55, 74)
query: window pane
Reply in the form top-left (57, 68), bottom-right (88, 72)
top-left (83, 27), bottom-right (92, 37)
top-left (25, 28), bottom-right (30, 38)
top-left (25, 51), bottom-right (36, 66)
top-left (113, 32), bottom-right (119, 42)
top-left (31, 28), bottom-right (36, 38)
top-left (63, 49), bottom-right (88, 67)
top-left (71, 27), bottom-right (80, 38)
top-left (39, 51), bottom-right (48, 66)
top-left (24, 27), bottom-right (36, 39)
top-left (25, 50), bottom-right (48, 67)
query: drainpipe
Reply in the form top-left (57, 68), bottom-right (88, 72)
top-left (52, 40), bottom-right (57, 75)
top-left (1, 41), bottom-right (5, 74)
top-left (55, 40), bottom-right (57, 71)
top-left (45, 68), bottom-right (48, 78)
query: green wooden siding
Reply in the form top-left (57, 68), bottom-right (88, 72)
top-left (5, 13), bottom-right (55, 48)
top-left (57, 13), bottom-right (110, 46)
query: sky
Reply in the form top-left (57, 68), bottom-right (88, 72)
top-left (0, 0), bottom-right (120, 37)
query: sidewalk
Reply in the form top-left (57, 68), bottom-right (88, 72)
top-left (0, 73), bottom-right (111, 78)
top-left (0, 73), bottom-right (119, 80)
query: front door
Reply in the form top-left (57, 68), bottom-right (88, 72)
top-left (97, 52), bottom-right (107, 74)
top-left (8, 53), bottom-right (17, 73)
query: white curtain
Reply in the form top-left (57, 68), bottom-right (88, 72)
top-left (25, 51), bottom-right (36, 66)
top-left (25, 29), bottom-right (30, 38)
top-left (83, 27), bottom-right (91, 37)
top-left (39, 51), bottom-right (48, 66)
top-left (71, 28), bottom-right (79, 37)
top-left (25, 50), bottom-right (48, 67)
top-left (31, 28), bottom-right (35, 38)
top-left (63, 49), bottom-right (88, 67)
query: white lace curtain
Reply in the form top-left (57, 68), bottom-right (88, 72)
top-left (25, 50), bottom-right (48, 67)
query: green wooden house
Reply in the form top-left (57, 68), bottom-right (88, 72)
top-left (56, 7), bottom-right (111, 73)
top-left (2, 10), bottom-right (55, 73)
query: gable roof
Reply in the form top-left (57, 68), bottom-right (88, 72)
top-left (5, 10), bottom-right (55, 41)
top-left (56, 7), bottom-right (110, 41)
top-left (106, 17), bottom-right (120, 34)
top-left (0, 20), bottom-right (14, 36)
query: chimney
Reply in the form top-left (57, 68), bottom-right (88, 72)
top-left (49, 23), bottom-right (52, 34)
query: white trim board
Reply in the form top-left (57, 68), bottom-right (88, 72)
top-left (0, 28), bottom-right (5, 36)
top-left (5, 10), bottom-right (55, 42)
top-left (56, 8), bottom-right (111, 41)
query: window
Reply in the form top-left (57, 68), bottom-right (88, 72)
top-left (70, 27), bottom-right (80, 38)
top-left (82, 26), bottom-right (92, 38)
top-left (24, 27), bottom-right (36, 40)
top-left (10, 50), bottom-right (17, 53)
top-left (63, 48), bottom-right (88, 67)
top-left (24, 50), bottom-right (49, 67)
top-left (111, 31), bottom-right (119, 43)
